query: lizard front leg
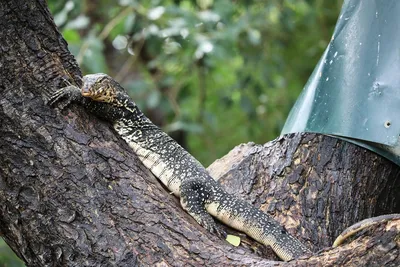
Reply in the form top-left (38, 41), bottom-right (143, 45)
top-left (180, 179), bottom-right (227, 238)
top-left (47, 85), bottom-right (83, 109)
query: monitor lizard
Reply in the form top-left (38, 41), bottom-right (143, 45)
top-left (48, 73), bottom-right (311, 261)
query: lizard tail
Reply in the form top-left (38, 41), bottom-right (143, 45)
top-left (333, 213), bottom-right (400, 247)
top-left (206, 195), bottom-right (310, 261)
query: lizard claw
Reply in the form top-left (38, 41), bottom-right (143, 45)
top-left (206, 222), bottom-right (227, 239)
top-left (47, 88), bottom-right (67, 107)
top-left (186, 209), bottom-right (227, 239)
top-left (47, 85), bottom-right (81, 110)
top-left (180, 179), bottom-right (227, 239)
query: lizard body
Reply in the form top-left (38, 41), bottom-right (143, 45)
top-left (49, 73), bottom-right (310, 261)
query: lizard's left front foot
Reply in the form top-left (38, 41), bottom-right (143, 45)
top-left (193, 212), bottom-right (227, 239)
top-left (47, 85), bottom-right (81, 110)
top-left (180, 180), bottom-right (227, 239)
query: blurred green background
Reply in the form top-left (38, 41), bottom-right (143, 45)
top-left (1, 0), bottom-right (342, 265)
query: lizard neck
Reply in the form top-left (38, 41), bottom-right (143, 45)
top-left (85, 98), bottom-right (147, 130)
top-left (112, 105), bottom-right (160, 145)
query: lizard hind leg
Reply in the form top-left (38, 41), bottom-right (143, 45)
top-left (180, 179), bottom-right (227, 239)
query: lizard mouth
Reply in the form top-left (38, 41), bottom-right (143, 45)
top-left (81, 86), bottom-right (92, 97)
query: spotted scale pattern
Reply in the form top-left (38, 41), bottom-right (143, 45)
top-left (49, 73), bottom-right (311, 261)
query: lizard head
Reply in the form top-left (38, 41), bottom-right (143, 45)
top-left (81, 73), bottom-right (142, 122)
top-left (82, 73), bottom-right (118, 104)
top-left (81, 73), bottom-right (133, 108)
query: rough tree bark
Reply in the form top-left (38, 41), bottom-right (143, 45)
top-left (0, 1), bottom-right (399, 266)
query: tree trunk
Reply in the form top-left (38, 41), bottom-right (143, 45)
top-left (0, 1), bottom-right (399, 266)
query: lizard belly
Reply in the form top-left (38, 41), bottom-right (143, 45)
top-left (206, 202), bottom-right (247, 230)
top-left (206, 201), bottom-right (275, 246)
top-left (126, 140), bottom-right (181, 196)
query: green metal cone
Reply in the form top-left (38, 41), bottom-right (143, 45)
top-left (282, 0), bottom-right (400, 165)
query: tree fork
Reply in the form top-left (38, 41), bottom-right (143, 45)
top-left (0, 0), bottom-right (399, 266)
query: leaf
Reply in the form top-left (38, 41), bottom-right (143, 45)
top-left (147, 90), bottom-right (161, 109)
top-left (81, 33), bottom-right (108, 74)
top-left (65, 15), bottom-right (89, 30)
top-left (53, 1), bottom-right (75, 26)
top-left (226, 234), bottom-right (241, 247)
top-left (62, 29), bottom-right (81, 44)
top-left (247, 28), bottom-right (261, 46)
top-left (148, 6), bottom-right (165, 20)
top-left (124, 13), bottom-right (136, 33)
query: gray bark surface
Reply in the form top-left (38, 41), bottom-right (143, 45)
top-left (0, 0), bottom-right (399, 266)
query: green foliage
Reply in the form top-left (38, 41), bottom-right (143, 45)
top-left (48, 0), bottom-right (342, 166)
top-left (0, 239), bottom-right (24, 267)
